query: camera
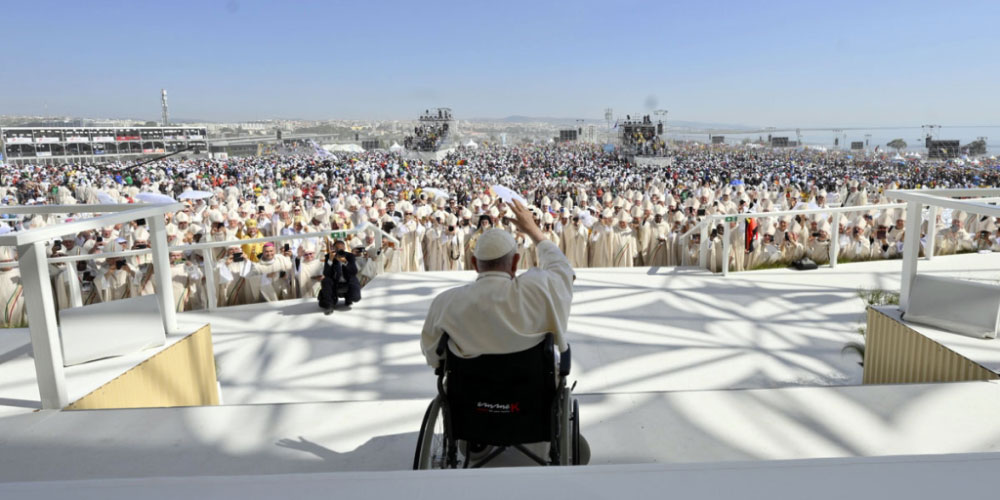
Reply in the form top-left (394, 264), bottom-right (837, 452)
top-left (233, 253), bottom-right (245, 262)
top-left (283, 243), bottom-right (290, 252)
top-left (52, 240), bottom-right (62, 250)
top-left (136, 219), bottom-right (146, 226)
top-left (696, 208), bottom-right (706, 217)
top-left (258, 205), bottom-right (265, 213)
top-left (133, 243), bottom-right (148, 249)
top-left (811, 232), bottom-right (820, 238)
top-left (448, 225), bottom-right (455, 232)
top-left (115, 259), bottom-right (126, 270)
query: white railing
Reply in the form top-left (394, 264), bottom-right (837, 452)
top-left (886, 188), bottom-right (1000, 311)
top-left (673, 203), bottom-right (907, 275)
top-left (1, 222), bottom-right (398, 311)
top-left (0, 202), bottom-right (398, 409)
top-left (0, 202), bottom-right (182, 409)
top-left (704, 203), bottom-right (907, 276)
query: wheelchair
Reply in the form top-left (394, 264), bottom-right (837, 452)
top-left (413, 332), bottom-right (581, 469)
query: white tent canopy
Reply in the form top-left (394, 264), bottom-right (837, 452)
top-left (389, 142), bottom-right (403, 152)
top-left (323, 143), bottom-right (364, 153)
top-left (464, 140), bottom-right (478, 149)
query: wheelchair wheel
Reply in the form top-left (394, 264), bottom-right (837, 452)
top-left (572, 398), bottom-right (581, 465)
top-left (558, 387), bottom-right (573, 465)
top-left (413, 396), bottom-right (463, 469)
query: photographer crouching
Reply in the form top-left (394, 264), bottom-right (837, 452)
top-left (319, 239), bottom-right (361, 315)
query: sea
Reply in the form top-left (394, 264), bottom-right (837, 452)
top-left (666, 125), bottom-right (1000, 156)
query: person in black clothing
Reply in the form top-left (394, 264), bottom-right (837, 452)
top-left (319, 240), bottom-right (362, 315)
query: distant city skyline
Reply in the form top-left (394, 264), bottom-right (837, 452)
top-left (4, 0), bottom-right (999, 128)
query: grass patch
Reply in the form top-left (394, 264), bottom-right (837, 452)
top-left (856, 287), bottom-right (900, 308)
top-left (847, 287), bottom-right (901, 367)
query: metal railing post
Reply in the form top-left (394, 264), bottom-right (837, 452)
top-left (698, 220), bottom-right (710, 270)
top-left (899, 201), bottom-right (923, 312)
top-left (925, 205), bottom-right (939, 260)
top-left (722, 220), bottom-right (731, 276)
top-left (202, 248), bottom-right (217, 311)
top-left (65, 263), bottom-right (83, 308)
top-left (829, 217), bottom-right (840, 269)
top-left (147, 215), bottom-right (178, 333)
top-left (18, 240), bottom-right (68, 409)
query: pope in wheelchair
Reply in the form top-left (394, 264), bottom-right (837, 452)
top-left (415, 200), bottom-right (586, 469)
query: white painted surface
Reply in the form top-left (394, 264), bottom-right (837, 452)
top-left (0, 253), bottom-right (999, 483)
top-left (904, 275), bottom-right (1000, 339)
top-left (2, 252), bottom-right (997, 414)
top-left (1, 453), bottom-right (998, 500)
top-left (59, 295), bottom-right (165, 366)
top-left (1, 382), bottom-right (1000, 482)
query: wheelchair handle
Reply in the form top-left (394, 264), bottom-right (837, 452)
top-left (436, 333), bottom-right (450, 357)
top-left (559, 344), bottom-right (572, 377)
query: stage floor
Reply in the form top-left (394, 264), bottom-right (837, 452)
top-left (2, 381), bottom-right (999, 481)
top-left (1, 252), bottom-right (996, 415)
top-left (0, 253), bottom-right (998, 481)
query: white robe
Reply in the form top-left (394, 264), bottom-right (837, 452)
top-left (1, 268), bottom-right (27, 328)
top-left (588, 223), bottom-right (615, 268)
top-left (561, 224), bottom-right (589, 268)
top-left (170, 262), bottom-right (205, 312)
top-left (613, 226), bottom-right (639, 267)
top-left (296, 258), bottom-right (325, 299)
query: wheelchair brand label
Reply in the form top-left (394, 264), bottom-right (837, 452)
top-left (476, 401), bottom-right (521, 414)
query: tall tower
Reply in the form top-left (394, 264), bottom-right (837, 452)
top-left (160, 89), bottom-right (169, 126)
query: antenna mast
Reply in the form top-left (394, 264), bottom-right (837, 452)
top-left (161, 89), bottom-right (169, 126)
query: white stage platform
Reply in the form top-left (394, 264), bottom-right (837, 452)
top-left (1, 253), bottom-right (995, 413)
top-left (1, 381), bottom-right (999, 482)
top-left (0, 253), bottom-right (998, 482)
top-left (3, 452), bottom-right (998, 500)
top-left (189, 251), bottom-right (995, 404)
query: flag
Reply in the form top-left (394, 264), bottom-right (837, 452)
top-left (309, 140), bottom-right (332, 158)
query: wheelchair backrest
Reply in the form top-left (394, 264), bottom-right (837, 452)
top-left (440, 333), bottom-right (557, 445)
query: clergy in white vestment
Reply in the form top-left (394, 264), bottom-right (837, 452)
top-left (0, 247), bottom-right (27, 328)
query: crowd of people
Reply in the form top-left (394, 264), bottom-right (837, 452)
top-left (1, 143), bottom-right (999, 326)
top-left (405, 122), bottom-right (450, 152)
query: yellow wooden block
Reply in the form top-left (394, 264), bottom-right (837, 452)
top-left (66, 324), bottom-right (219, 410)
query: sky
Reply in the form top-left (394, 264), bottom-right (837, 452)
top-left (2, 0), bottom-right (999, 127)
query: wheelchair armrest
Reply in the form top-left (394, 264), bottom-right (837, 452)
top-left (436, 333), bottom-right (450, 357)
top-left (559, 344), bottom-right (571, 377)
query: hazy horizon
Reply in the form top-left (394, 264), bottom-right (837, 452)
top-left (4, 0), bottom-right (998, 128)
